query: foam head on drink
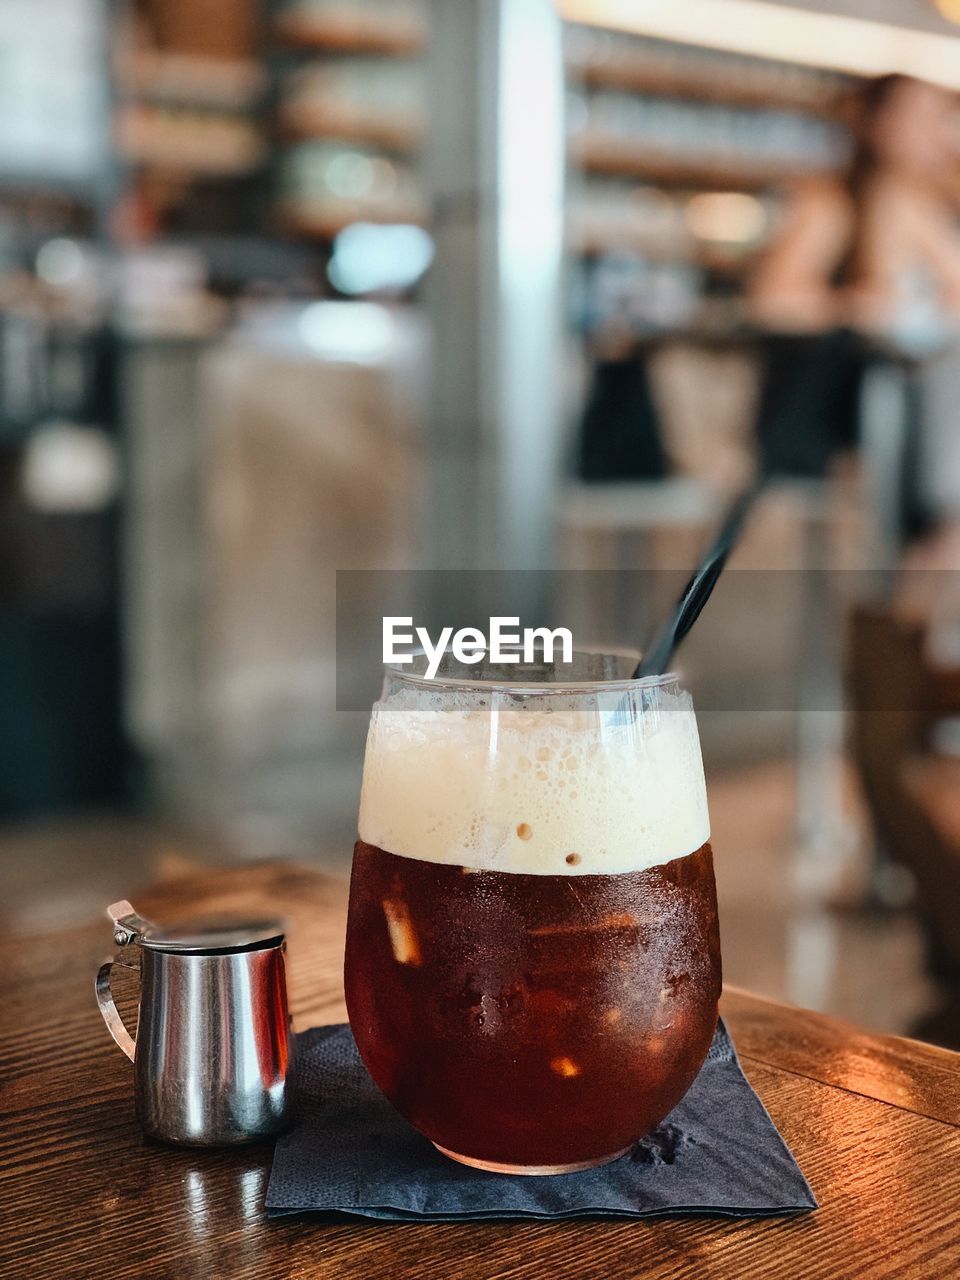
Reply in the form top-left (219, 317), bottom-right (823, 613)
top-left (345, 682), bottom-right (722, 1173)
top-left (358, 686), bottom-right (710, 876)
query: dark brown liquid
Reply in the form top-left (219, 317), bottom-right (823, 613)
top-left (344, 839), bottom-right (721, 1168)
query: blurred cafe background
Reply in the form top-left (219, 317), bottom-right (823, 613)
top-left (3, 0), bottom-right (960, 1047)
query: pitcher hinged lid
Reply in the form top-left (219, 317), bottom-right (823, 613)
top-left (107, 900), bottom-right (284, 955)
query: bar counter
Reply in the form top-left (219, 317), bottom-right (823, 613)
top-left (2, 861), bottom-right (959, 1279)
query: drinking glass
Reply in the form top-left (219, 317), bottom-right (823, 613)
top-left (344, 649), bottom-right (721, 1174)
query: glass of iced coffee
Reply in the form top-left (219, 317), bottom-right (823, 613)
top-left (344, 649), bottom-right (721, 1175)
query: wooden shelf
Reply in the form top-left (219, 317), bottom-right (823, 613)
top-left (115, 53), bottom-right (266, 112)
top-left (278, 108), bottom-right (422, 153)
top-left (122, 150), bottom-right (265, 178)
top-left (569, 136), bottom-right (814, 191)
top-left (567, 227), bottom-right (758, 273)
top-left (115, 102), bottom-right (266, 177)
top-left (277, 203), bottom-right (428, 240)
top-left (274, 14), bottom-right (425, 58)
top-left (568, 57), bottom-right (839, 120)
top-left (117, 131), bottom-right (265, 178)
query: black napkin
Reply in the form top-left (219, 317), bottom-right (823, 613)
top-left (266, 1020), bottom-right (817, 1221)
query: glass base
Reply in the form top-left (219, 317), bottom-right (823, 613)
top-left (432, 1142), bottom-right (632, 1176)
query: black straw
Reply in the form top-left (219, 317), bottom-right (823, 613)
top-left (634, 482), bottom-right (761, 680)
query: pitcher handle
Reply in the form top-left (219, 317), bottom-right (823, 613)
top-left (95, 961), bottom-right (137, 1062)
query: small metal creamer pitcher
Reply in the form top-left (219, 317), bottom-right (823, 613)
top-left (95, 900), bottom-right (295, 1146)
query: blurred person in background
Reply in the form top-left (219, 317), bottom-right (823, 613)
top-left (749, 73), bottom-right (960, 527)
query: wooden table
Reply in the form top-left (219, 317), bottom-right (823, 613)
top-left (3, 861), bottom-right (960, 1279)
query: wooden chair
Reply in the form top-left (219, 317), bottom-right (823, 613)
top-left (848, 605), bottom-right (960, 1042)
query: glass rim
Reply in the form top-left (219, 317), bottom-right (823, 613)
top-left (384, 646), bottom-right (681, 695)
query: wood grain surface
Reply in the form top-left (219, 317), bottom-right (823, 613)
top-left (2, 861), bottom-right (959, 1280)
